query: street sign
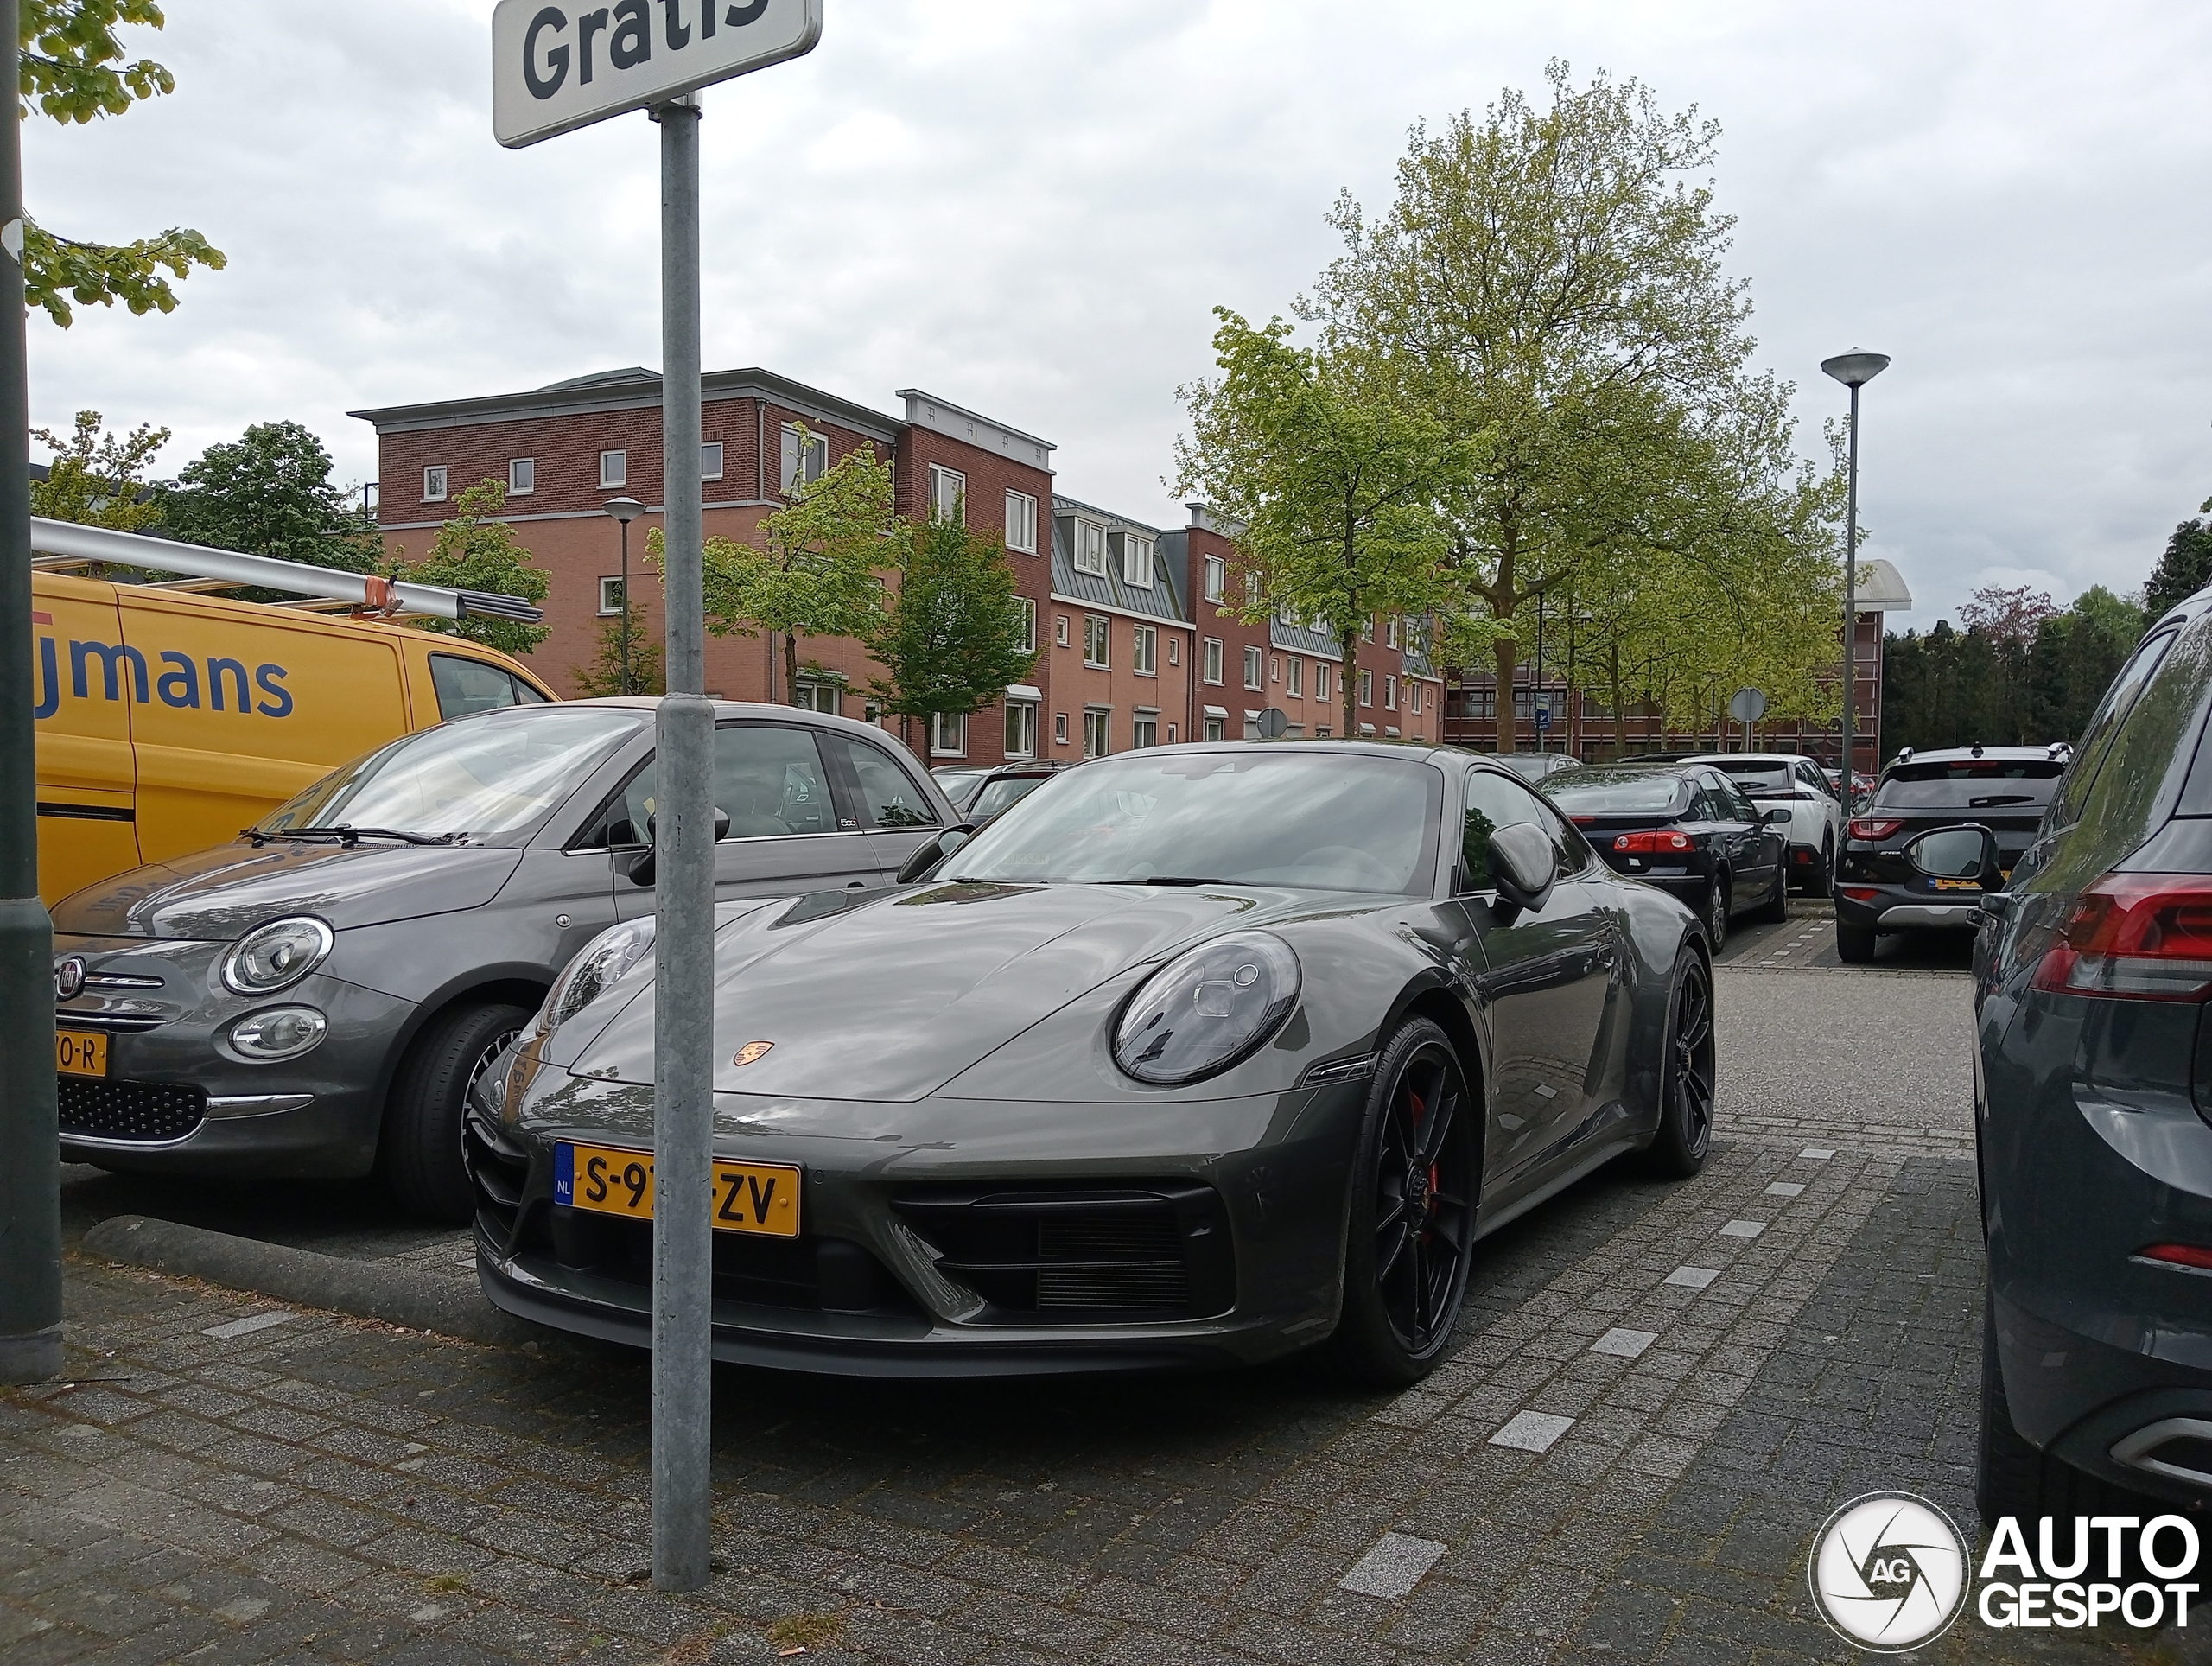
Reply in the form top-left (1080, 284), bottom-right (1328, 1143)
top-left (1729, 686), bottom-right (1769, 724)
top-left (1533, 694), bottom-right (1553, 732)
top-left (493, 0), bottom-right (823, 149)
top-left (1256, 706), bottom-right (1289, 740)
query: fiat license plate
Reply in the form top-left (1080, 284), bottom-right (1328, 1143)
top-left (553, 1141), bottom-right (800, 1237)
top-left (55, 1029), bottom-right (107, 1078)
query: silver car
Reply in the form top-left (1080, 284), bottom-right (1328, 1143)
top-left (49, 699), bottom-right (954, 1219)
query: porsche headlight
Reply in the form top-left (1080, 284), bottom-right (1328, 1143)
top-left (221, 916), bottom-right (334, 995)
top-left (1113, 931), bottom-right (1300, 1085)
top-left (540, 918), bottom-right (658, 1034)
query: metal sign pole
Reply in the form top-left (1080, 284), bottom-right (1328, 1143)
top-left (0, 0), bottom-right (63, 1388)
top-left (650, 92), bottom-right (715, 1594)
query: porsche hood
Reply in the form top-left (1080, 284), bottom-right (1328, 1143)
top-left (565, 881), bottom-right (1360, 1103)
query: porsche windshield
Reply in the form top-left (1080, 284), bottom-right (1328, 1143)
top-left (945, 749), bottom-right (1442, 893)
top-left (256, 708), bottom-right (643, 844)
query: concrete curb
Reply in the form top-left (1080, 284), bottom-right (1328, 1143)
top-left (79, 1215), bottom-right (539, 1351)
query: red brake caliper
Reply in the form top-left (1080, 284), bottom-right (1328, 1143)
top-left (1408, 1090), bottom-right (1438, 1235)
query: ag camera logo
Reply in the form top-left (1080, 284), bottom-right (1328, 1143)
top-left (1808, 1492), bottom-right (1970, 1651)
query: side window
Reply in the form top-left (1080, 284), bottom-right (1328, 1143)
top-left (2057, 618), bottom-right (2212, 876)
top-left (609, 727), bottom-right (838, 845)
top-left (431, 653), bottom-right (530, 719)
top-left (823, 734), bottom-right (940, 829)
top-left (1724, 780), bottom-right (1759, 823)
top-left (2047, 631), bottom-right (2175, 836)
top-left (1461, 769), bottom-right (1541, 892)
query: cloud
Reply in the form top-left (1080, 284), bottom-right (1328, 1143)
top-left (26, 0), bottom-right (2212, 633)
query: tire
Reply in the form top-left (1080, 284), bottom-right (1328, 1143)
top-left (1703, 875), bottom-right (1729, 954)
top-left (1979, 1292), bottom-right (2161, 1529)
top-left (1810, 836), bottom-right (1834, 899)
top-left (1754, 868), bottom-right (1790, 925)
top-left (1643, 951), bottom-right (1715, 1178)
top-left (378, 1000), bottom-right (533, 1223)
top-left (1836, 922), bottom-right (1878, 963)
top-left (1325, 1017), bottom-right (1478, 1388)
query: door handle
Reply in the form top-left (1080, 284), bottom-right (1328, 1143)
top-left (846, 880), bottom-right (867, 889)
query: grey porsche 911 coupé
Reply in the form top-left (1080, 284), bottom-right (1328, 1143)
top-left (469, 742), bottom-right (1716, 1383)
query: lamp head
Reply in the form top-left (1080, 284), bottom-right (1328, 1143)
top-left (1821, 352), bottom-right (1891, 389)
top-left (604, 496), bottom-right (645, 525)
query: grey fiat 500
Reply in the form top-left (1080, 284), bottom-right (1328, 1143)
top-left (49, 698), bottom-right (954, 1219)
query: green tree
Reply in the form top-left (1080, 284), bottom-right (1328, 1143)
top-left (1306, 63), bottom-right (1841, 752)
top-left (1174, 310), bottom-right (1454, 737)
top-left (21, 2), bottom-right (226, 326)
top-left (160, 420), bottom-right (378, 571)
top-left (29, 408), bottom-right (165, 530)
top-left (685, 431), bottom-right (900, 704)
top-left (571, 610), bottom-right (664, 697)
top-left (2145, 506), bottom-right (2212, 621)
top-left (866, 512), bottom-right (1037, 754)
top-left (385, 479), bottom-right (550, 659)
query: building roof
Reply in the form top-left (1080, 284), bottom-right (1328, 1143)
top-left (1853, 557), bottom-right (1913, 612)
top-left (897, 390), bottom-right (1054, 472)
top-left (350, 366), bottom-right (903, 445)
top-left (1049, 497), bottom-right (1185, 623)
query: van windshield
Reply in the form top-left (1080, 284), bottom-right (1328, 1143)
top-left (257, 708), bottom-right (641, 844)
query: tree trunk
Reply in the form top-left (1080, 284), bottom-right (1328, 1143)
top-left (1341, 626), bottom-right (1359, 738)
top-left (1492, 632), bottom-right (1518, 754)
top-left (783, 632), bottom-right (799, 706)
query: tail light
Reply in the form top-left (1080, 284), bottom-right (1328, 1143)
top-left (1848, 817), bottom-right (1904, 841)
top-left (1614, 830), bottom-right (1692, 853)
top-left (2138, 1243), bottom-right (2212, 1271)
top-left (2030, 875), bottom-right (2212, 1002)
top-left (1839, 887), bottom-right (1882, 902)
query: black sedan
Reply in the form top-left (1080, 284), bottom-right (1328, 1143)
top-left (1544, 763), bottom-right (1790, 951)
top-left (1834, 745), bottom-right (2069, 962)
top-left (1976, 595), bottom-right (2212, 1520)
top-left (470, 743), bottom-right (1715, 1383)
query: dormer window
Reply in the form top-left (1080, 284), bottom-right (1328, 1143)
top-left (1074, 519), bottom-right (1108, 576)
top-left (1121, 533), bottom-right (1154, 588)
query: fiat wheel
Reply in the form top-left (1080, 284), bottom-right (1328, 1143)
top-left (379, 999), bottom-right (534, 1223)
top-left (1326, 1017), bottom-right (1478, 1386)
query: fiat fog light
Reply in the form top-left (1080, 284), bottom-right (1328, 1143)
top-left (221, 916), bottom-right (334, 995)
top-left (1115, 931), bottom-right (1300, 1084)
top-left (228, 1007), bottom-right (328, 1061)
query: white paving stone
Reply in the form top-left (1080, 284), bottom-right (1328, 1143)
top-left (200, 1310), bottom-right (296, 1339)
top-left (1802, 1148), bottom-right (1836, 1160)
top-left (1664, 1265), bottom-right (1721, 1289)
top-left (1490, 1409), bottom-right (1576, 1453)
top-left (1338, 1531), bottom-right (1450, 1598)
top-left (1764, 1182), bottom-right (1806, 1198)
top-left (1591, 1328), bottom-right (1659, 1359)
top-left (1719, 1219), bottom-right (1767, 1239)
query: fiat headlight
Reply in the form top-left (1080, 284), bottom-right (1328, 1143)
top-left (221, 917), bottom-right (334, 995)
top-left (1113, 931), bottom-right (1300, 1085)
top-left (540, 918), bottom-right (658, 1034)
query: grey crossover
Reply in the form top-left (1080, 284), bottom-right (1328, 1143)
top-left (49, 699), bottom-right (955, 1219)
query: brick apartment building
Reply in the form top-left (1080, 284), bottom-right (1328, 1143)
top-left (353, 366), bottom-right (1440, 769)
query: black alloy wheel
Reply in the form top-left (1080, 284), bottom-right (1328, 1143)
top-left (1326, 1017), bottom-right (1478, 1386)
top-left (1704, 875), bottom-right (1729, 953)
top-left (1644, 952), bottom-right (1715, 1176)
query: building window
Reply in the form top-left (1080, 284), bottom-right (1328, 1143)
top-left (931, 711), bottom-right (967, 756)
top-left (794, 682), bottom-right (840, 714)
top-left (1385, 675), bottom-right (1398, 710)
top-left (1166, 637), bottom-right (1179, 666)
top-left (1054, 711), bottom-right (1070, 746)
top-left (1122, 533), bottom-right (1154, 588)
top-left (1202, 714), bottom-right (1225, 741)
top-left (1004, 702), bottom-right (1038, 759)
top-left (929, 463), bottom-right (966, 523)
top-left (1386, 617), bottom-right (1400, 648)
top-left (1075, 518), bottom-right (1108, 575)
top-left (1084, 614), bottom-right (1109, 669)
top-left (600, 449), bottom-right (626, 489)
top-left (1006, 490), bottom-right (1037, 553)
top-left (1314, 662), bottom-right (1331, 703)
top-left (1166, 723), bottom-right (1178, 743)
top-left (1054, 614), bottom-right (1070, 648)
top-left (1133, 625), bottom-right (1158, 675)
top-left (1362, 617), bottom-right (1375, 643)
top-left (1269, 654), bottom-right (1281, 684)
top-left (1243, 646), bottom-right (1262, 690)
top-left (1359, 669), bottom-right (1373, 707)
top-left (508, 458), bottom-right (535, 496)
top-left (1203, 639), bottom-right (1224, 684)
top-left (598, 577), bottom-right (626, 617)
top-left (1408, 682), bottom-right (1421, 715)
top-left (1133, 715), bottom-right (1158, 750)
top-left (780, 425), bottom-right (826, 493)
top-left (701, 442), bottom-right (724, 481)
top-left (1286, 658), bottom-right (1302, 698)
top-left (1083, 709), bottom-right (1110, 759)
top-left (1203, 555), bottom-right (1225, 603)
top-left (1014, 596), bottom-right (1036, 655)
top-left (423, 464), bottom-right (448, 502)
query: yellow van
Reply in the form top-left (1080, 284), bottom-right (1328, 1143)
top-left (31, 569), bottom-right (556, 905)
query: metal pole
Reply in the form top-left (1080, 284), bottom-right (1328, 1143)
top-left (0, 0), bottom-right (63, 1386)
top-left (1840, 381), bottom-right (1860, 806)
top-left (619, 518), bottom-right (632, 697)
top-left (650, 92), bottom-right (714, 1595)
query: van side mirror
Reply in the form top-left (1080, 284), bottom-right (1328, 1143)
top-left (626, 806), bottom-right (732, 886)
top-left (895, 824), bottom-right (976, 886)
top-left (1488, 822), bottom-right (1557, 919)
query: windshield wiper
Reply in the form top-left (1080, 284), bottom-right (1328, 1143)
top-left (245, 825), bottom-right (454, 848)
top-left (1100, 876), bottom-right (1227, 887)
top-left (1967, 794), bottom-right (2037, 808)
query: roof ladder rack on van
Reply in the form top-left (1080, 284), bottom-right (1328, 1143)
top-left (28, 517), bottom-right (543, 625)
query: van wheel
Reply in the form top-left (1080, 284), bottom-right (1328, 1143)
top-left (380, 1000), bottom-right (533, 1223)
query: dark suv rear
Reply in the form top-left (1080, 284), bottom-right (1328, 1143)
top-left (1834, 746), bottom-right (2069, 962)
top-left (1976, 598), bottom-right (2212, 1520)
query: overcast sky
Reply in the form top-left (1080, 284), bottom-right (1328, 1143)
top-left (29, 0), bottom-right (2212, 631)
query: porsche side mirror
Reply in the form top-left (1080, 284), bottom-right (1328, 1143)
top-left (627, 806), bottom-right (732, 886)
top-left (1488, 822), bottom-right (1557, 919)
top-left (895, 823), bottom-right (976, 886)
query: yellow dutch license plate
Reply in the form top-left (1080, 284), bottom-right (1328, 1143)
top-left (553, 1141), bottom-right (801, 1238)
top-left (56, 1029), bottom-right (108, 1078)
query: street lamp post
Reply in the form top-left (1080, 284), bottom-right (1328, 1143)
top-left (604, 497), bottom-right (644, 696)
top-left (1821, 352), bottom-right (1889, 807)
